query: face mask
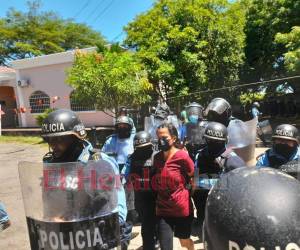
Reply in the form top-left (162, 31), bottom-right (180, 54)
top-left (207, 142), bottom-right (226, 157)
top-left (273, 143), bottom-right (297, 160)
top-left (158, 137), bottom-right (171, 152)
top-left (189, 115), bottom-right (198, 124)
top-left (117, 127), bottom-right (131, 139)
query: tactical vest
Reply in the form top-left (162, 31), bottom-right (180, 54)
top-left (196, 148), bottom-right (233, 176)
top-left (129, 154), bottom-right (155, 192)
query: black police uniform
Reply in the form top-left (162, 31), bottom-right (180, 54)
top-left (193, 122), bottom-right (245, 230)
top-left (193, 147), bottom-right (244, 226)
top-left (124, 131), bottom-right (157, 250)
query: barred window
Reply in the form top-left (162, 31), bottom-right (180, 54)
top-left (70, 91), bottom-right (95, 112)
top-left (29, 91), bottom-right (50, 113)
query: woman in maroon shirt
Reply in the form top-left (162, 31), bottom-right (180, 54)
top-left (154, 122), bottom-right (195, 250)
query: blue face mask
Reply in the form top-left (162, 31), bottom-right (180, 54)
top-left (189, 115), bottom-right (198, 124)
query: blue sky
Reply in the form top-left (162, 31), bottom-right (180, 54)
top-left (0, 0), bottom-right (154, 42)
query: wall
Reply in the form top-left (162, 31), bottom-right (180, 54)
top-left (17, 63), bottom-right (114, 127)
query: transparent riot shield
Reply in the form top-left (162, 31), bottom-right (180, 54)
top-left (144, 115), bottom-right (180, 139)
top-left (19, 160), bottom-right (120, 250)
top-left (227, 118), bottom-right (258, 166)
top-left (279, 160), bottom-right (300, 181)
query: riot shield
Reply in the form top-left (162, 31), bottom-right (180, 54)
top-left (185, 122), bottom-right (207, 161)
top-left (257, 119), bottom-right (273, 146)
top-left (144, 115), bottom-right (180, 139)
top-left (227, 118), bottom-right (258, 166)
top-left (19, 160), bottom-right (120, 250)
top-left (279, 160), bottom-right (300, 181)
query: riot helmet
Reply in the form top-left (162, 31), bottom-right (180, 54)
top-left (205, 98), bottom-right (232, 126)
top-left (41, 109), bottom-right (86, 139)
top-left (134, 131), bottom-right (152, 148)
top-left (272, 124), bottom-right (299, 160)
top-left (186, 102), bottom-right (204, 124)
top-left (204, 122), bottom-right (227, 156)
top-left (118, 106), bottom-right (128, 116)
top-left (252, 101), bottom-right (260, 108)
top-left (272, 124), bottom-right (299, 143)
top-left (154, 102), bottom-right (171, 120)
top-left (115, 115), bottom-right (132, 139)
top-left (204, 167), bottom-right (300, 250)
top-left (133, 131), bottom-right (153, 158)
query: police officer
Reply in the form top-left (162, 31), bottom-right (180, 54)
top-left (203, 167), bottom-right (300, 249)
top-left (102, 115), bottom-right (137, 234)
top-left (180, 102), bottom-right (206, 161)
top-left (102, 115), bottom-right (135, 172)
top-left (257, 124), bottom-right (300, 168)
top-left (193, 122), bottom-right (245, 236)
top-left (119, 106), bottom-right (136, 134)
top-left (251, 101), bottom-right (262, 119)
top-left (41, 109), bottom-right (130, 249)
top-left (205, 97), bottom-right (232, 127)
top-left (123, 131), bottom-right (158, 250)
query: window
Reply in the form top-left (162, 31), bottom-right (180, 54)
top-left (29, 91), bottom-right (50, 113)
top-left (70, 91), bottom-right (95, 112)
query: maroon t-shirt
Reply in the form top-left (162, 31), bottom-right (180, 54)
top-left (153, 149), bottom-right (194, 217)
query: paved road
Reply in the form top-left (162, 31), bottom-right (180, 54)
top-left (0, 142), bottom-right (267, 250)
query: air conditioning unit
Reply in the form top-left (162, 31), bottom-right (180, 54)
top-left (17, 79), bottom-right (30, 87)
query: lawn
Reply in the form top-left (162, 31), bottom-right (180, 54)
top-left (0, 135), bottom-right (45, 145)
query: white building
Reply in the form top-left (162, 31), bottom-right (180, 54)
top-left (0, 48), bottom-right (113, 128)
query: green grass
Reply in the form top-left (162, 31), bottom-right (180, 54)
top-left (0, 135), bottom-right (46, 145)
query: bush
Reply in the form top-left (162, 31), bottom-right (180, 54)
top-left (35, 108), bottom-right (55, 127)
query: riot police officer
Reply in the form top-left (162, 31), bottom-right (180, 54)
top-left (180, 102), bottom-right (206, 161)
top-left (257, 124), bottom-right (300, 168)
top-left (251, 101), bottom-right (262, 119)
top-left (123, 131), bottom-right (158, 250)
top-left (102, 115), bottom-right (135, 172)
top-left (205, 97), bottom-right (232, 127)
top-left (41, 109), bottom-right (130, 249)
top-left (203, 167), bottom-right (300, 249)
top-left (118, 106), bottom-right (136, 134)
top-left (102, 115), bottom-right (137, 234)
top-left (192, 122), bottom-right (245, 236)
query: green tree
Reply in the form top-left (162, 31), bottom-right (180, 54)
top-left (67, 46), bottom-right (153, 115)
top-left (0, 0), bottom-right (105, 65)
top-left (243, 0), bottom-right (300, 81)
top-left (275, 26), bottom-right (300, 74)
top-left (124, 0), bottom-right (246, 100)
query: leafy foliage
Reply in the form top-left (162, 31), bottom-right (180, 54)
top-left (275, 26), bottom-right (300, 74)
top-left (124, 0), bottom-right (246, 100)
top-left (243, 0), bottom-right (300, 80)
top-left (67, 46), bottom-right (153, 114)
top-left (0, 0), bottom-right (105, 65)
top-left (35, 108), bottom-right (55, 126)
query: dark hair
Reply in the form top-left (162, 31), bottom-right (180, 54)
top-left (157, 122), bottom-right (180, 146)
